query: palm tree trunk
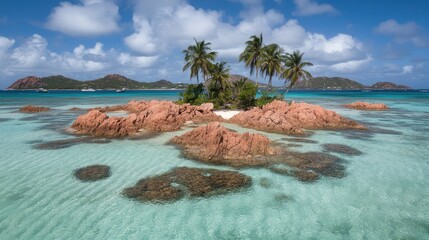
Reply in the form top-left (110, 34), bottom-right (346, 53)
top-left (282, 82), bottom-right (293, 96)
top-left (255, 71), bottom-right (259, 88)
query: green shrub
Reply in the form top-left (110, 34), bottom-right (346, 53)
top-left (177, 84), bottom-right (208, 105)
top-left (255, 91), bottom-right (284, 107)
top-left (237, 82), bottom-right (257, 109)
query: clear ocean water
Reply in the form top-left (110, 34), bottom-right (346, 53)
top-left (0, 90), bottom-right (428, 239)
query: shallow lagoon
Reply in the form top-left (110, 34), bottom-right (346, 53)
top-left (0, 90), bottom-right (428, 239)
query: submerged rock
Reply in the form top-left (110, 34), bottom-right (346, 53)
top-left (74, 165), bottom-right (111, 181)
top-left (170, 122), bottom-right (278, 167)
top-left (323, 144), bottom-right (363, 156)
top-left (172, 123), bottom-right (347, 182)
top-left (281, 137), bottom-right (318, 144)
top-left (122, 167), bottom-right (252, 203)
top-left (344, 101), bottom-right (389, 110)
top-left (71, 100), bottom-right (222, 137)
top-left (230, 100), bottom-right (366, 135)
top-left (69, 107), bottom-right (82, 111)
top-left (34, 137), bottom-right (111, 150)
top-left (19, 105), bottom-right (50, 113)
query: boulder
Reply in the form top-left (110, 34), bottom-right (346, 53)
top-left (170, 122), bottom-right (278, 167)
top-left (230, 100), bottom-right (365, 134)
top-left (19, 105), bottom-right (50, 113)
top-left (344, 101), bottom-right (389, 110)
top-left (122, 167), bottom-right (252, 203)
top-left (71, 100), bottom-right (222, 137)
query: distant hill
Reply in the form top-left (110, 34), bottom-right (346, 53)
top-left (7, 74), bottom-right (411, 90)
top-left (370, 82), bottom-right (410, 90)
top-left (294, 77), bottom-right (364, 89)
top-left (8, 74), bottom-right (184, 90)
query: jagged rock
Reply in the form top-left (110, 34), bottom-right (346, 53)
top-left (74, 165), bottom-right (111, 181)
top-left (122, 167), bottom-right (252, 203)
top-left (230, 100), bottom-right (366, 135)
top-left (172, 123), bottom-right (347, 182)
top-left (344, 101), bottom-right (389, 110)
top-left (19, 105), bottom-right (50, 113)
top-left (170, 122), bottom-right (278, 167)
top-left (71, 101), bottom-right (222, 137)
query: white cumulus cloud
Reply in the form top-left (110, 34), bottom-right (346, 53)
top-left (402, 65), bottom-right (413, 74)
top-left (46, 0), bottom-right (120, 37)
top-left (0, 36), bottom-right (15, 54)
top-left (293, 0), bottom-right (337, 16)
top-left (375, 20), bottom-right (427, 47)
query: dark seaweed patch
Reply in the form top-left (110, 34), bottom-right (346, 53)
top-left (323, 144), bottom-right (363, 156)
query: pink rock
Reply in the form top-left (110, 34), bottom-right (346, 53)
top-left (230, 100), bottom-right (365, 135)
top-left (344, 101), bottom-right (389, 110)
top-left (19, 105), bottom-right (50, 113)
top-left (71, 101), bottom-right (222, 137)
top-left (170, 122), bottom-right (278, 167)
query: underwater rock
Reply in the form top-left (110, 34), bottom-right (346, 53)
top-left (323, 144), bottom-right (363, 156)
top-left (291, 170), bottom-right (320, 182)
top-left (71, 101), bottom-right (222, 137)
top-left (230, 100), bottom-right (366, 135)
top-left (34, 137), bottom-right (111, 150)
top-left (0, 118), bottom-right (10, 122)
top-left (69, 107), bottom-right (82, 111)
top-left (122, 167), bottom-right (252, 203)
top-left (259, 177), bottom-right (272, 188)
top-left (281, 138), bottom-right (318, 144)
top-left (19, 105), bottom-right (50, 113)
top-left (344, 101), bottom-right (389, 110)
top-left (74, 165), bottom-right (111, 181)
top-left (170, 122), bottom-right (278, 167)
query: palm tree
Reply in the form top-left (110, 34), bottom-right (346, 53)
top-left (281, 50), bottom-right (313, 95)
top-left (239, 34), bottom-right (264, 87)
top-left (233, 77), bottom-right (247, 96)
top-left (259, 43), bottom-right (284, 91)
top-left (182, 38), bottom-right (217, 84)
top-left (207, 61), bottom-right (231, 98)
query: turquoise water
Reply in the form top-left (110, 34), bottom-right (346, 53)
top-left (0, 90), bottom-right (428, 239)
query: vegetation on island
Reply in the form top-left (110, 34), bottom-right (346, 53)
top-left (180, 34), bottom-right (313, 109)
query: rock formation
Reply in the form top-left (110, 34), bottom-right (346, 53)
top-left (122, 167), bottom-right (251, 203)
top-left (170, 122), bottom-right (278, 167)
top-left (344, 101), bottom-right (389, 110)
top-left (74, 165), bottom-right (111, 181)
top-left (230, 100), bottom-right (365, 135)
top-left (8, 76), bottom-right (46, 89)
top-left (71, 100), bottom-right (222, 137)
top-left (171, 122), bottom-right (348, 182)
top-left (19, 105), bottom-right (50, 113)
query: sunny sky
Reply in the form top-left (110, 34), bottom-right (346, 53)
top-left (0, 0), bottom-right (428, 88)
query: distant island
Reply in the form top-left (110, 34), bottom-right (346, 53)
top-left (7, 74), bottom-right (186, 90)
top-left (7, 74), bottom-right (410, 90)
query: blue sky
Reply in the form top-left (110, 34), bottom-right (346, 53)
top-left (0, 0), bottom-right (428, 88)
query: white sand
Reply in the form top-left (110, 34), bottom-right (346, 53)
top-left (213, 110), bottom-right (242, 120)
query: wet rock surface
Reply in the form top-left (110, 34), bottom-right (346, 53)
top-left (170, 122), bottom-right (278, 167)
top-left (19, 105), bottom-right (50, 113)
top-left (344, 101), bottom-right (389, 110)
top-left (71, 100), bottom-right (222, 137)
top-left (122, 167), bottom-right (252, 203)
top-left (323, 144), bottom-right (363, 156)
top-left (230, 100), bottom-right (366, 135)
top-left (74, 165), bottom-right (111, 181)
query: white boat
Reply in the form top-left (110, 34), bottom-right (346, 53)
top-left (81, 88), bottom-right (95, 92)
top-left (116, 88), bottom-right (126, 93)
top-left (36, 88), bottom-right (49, 93)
